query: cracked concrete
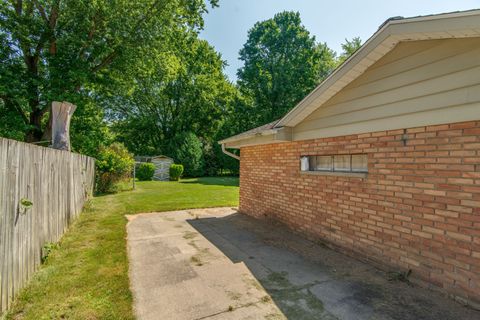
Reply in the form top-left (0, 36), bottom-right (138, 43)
top-left (127, 208), bottom-right (480, 320)
top-left (127, 208), bottom-right (283, 320)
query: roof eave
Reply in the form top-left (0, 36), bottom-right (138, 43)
top-left (220, 127), bottom-right (292, 149)
top-left (218, 128), bottom-right (278, 144)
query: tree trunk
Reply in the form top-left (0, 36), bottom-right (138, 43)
top-left (24, 54), bottom-right (43, 142)
top-left (25, 109), bottom-right (44, 142)
top-left (52, 101), bottom-right (76, 151)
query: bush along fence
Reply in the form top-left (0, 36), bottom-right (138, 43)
top-left (0, 138), bottom-right (95, 313)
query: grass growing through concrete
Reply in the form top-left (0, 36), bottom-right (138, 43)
top-left (3, 177), bottom-right (239, 320)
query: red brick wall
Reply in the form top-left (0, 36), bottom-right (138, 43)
top-left (239, 121), bottom-right (480, 305)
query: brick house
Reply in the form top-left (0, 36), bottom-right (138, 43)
top-left (220, 10), bottom-right (480, 307)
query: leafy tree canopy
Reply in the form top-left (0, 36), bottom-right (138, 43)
top-left (1, 3), bottom-right (363, 177)
top-left (168, 131), bottom-right (204, 177)
top-left (236, 11), bottom-right (336, 127)
top-left (109, 32), bottom-right (236, 157)
top-left (0, 0), bottom-right (217, 145)
top-left (337, 37), bottom-right (363, 65)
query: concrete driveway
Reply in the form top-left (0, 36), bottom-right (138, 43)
top-left (126, 208), bottom-right (480, 320)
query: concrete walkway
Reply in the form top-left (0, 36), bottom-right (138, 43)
top-left (127, 208), bottom-right (480, 320)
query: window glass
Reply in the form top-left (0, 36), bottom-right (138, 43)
top-left (309, 156), bottom-right (317, 171)
top-left (352, 154), bottom-right (368, 172)
top-left (315, 156), bottom-right (333, 171)
top-left (334, 155), bottom-right (351, 172)
top-left (300, 154), bottom-right (367, 174)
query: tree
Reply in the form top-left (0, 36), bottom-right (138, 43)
top-left (337, 37), bottom-right (362, 65)
top-left (0, 0), bottom-right (217, 142)
top-left (237, 11), bottom-right (336, 127)
top-left (168, 132), bottom-right (205, 177)
top-left (205, 126), bottom-right (240, 176)
top-left (0, 31), bottom-right (28, 140)
top-left (69, 101), bottom-right (113, 156)
top-left (95, 142), bottom-right (134, 194)
top-left (110, 34), bottom-right (236, 157)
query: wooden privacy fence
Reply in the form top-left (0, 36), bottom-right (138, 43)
top-left (0, 138), bottom-right (95, 312)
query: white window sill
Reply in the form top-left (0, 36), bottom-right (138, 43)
top-left (300, 171), bottom-right (368, 178)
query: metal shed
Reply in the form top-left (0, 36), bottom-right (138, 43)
top-left (135, 155), bottom-right (174, 181)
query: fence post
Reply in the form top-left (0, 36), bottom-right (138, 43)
top-left (133, 163), bottom-right (136, 190)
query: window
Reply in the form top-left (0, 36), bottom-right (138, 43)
top-left (334, 155), bottom-right (351, 172)
top-left (352, 154), bottom-right (368, 172)
top-left (315, 156), bottom-right (333, 171)
top-left (300, 154), bottom-right (368, 173)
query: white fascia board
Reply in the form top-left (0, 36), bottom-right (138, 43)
top-left (218, 128), bottom-right (279, 145)
top-left (219, 127), bottom-right (292, 149)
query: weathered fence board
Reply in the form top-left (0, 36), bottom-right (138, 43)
top-left (0, 138), bottom-right (95, 312)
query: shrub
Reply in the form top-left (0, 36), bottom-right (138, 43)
top-left (169, 164), bottom-right (184, 181)
top-left (95, 143), bottom-right (134, 194)
top-left (41, 242), bottom-right (58, 264)
top-left (136, 163), bottom-right (156, 181)
top-left (167, 132), bottom-right (204, 177)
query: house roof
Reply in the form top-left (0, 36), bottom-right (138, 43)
top-left (219, 120), bottom-right (280, 145)
top-left (220, 9), bottom-right (480, 148)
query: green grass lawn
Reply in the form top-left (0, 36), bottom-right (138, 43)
top-left (3, 177), bottom-right (239, 320)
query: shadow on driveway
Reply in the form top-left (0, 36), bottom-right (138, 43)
top-left (187, 212), bottom-right (480, 320)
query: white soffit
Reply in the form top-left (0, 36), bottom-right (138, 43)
top-left (275, 10), bottom-right (480, 128)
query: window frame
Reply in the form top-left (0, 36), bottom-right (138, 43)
top-left (300, 154), bottom-right (368, 174)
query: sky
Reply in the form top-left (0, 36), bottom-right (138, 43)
top-left (199, 0), bottom-right (480, 81)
